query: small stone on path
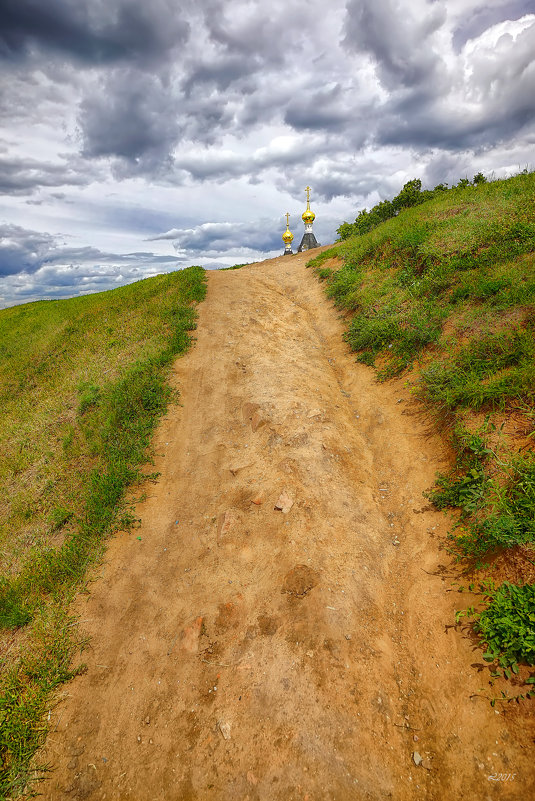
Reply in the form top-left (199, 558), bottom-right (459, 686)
top-left (218, 721), bottom-right (231, 740)
top-left (274, 491), bottom-right (293, 514)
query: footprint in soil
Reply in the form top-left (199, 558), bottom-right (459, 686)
top-left (67, 765), bottom-right (101, 800)
top-left (257, 614), bottom-right (280, 635)
top-left (215, 601), bottom-right (241, 633)
top-left (282, 565), bottom-right (319, 598)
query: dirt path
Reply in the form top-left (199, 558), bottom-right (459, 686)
top-left (41, 252), bottom-right (533, 800)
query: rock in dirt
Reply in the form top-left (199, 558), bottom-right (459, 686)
top-left (180, 616), bottom-right (204, 653)
top-left (218, 721), bottom-right (231, 740)
top-left (250, 410), bottom-right (266, 431)
top-left (274, 491), bottom-right (294, 514)
top-left (218, 509), bottom-right (238, 538)
top-left (413, 751), bottom-right (423, 766)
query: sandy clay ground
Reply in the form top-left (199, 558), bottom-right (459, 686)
top-left (40, 251), bottom-right (534, 800)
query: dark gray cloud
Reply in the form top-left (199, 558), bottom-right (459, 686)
top-left (376, 15), bottom-right (535, 151)
top-left (344, 0), bottom-right (446, 90)
top-left (151, 220), bottom-right (282, 256)
top-left (79, 68), bottom-right (182, 169)
top-left (341, 0), bottom-right (535, 156)
top-left (182, 54), bottom-right (258, 96)
top-left (284, 85), bottom-right (355, 132)
top-left (422, 152), bottom-right (473, 188)
top-left (44, 245), bottom-right (181, 267)
top-left (0, 258), bottom-right (188, 307)
top-left (0, 224), bottom-right (57, 276)
top-left (74, 2), bottom-right (341, 174)
top-left (0, 0), bottom-right (189, 65)
top-left (199, 0), bottom-right (301, 63)
top-left (0, 222), bottom-right (181, 280)
top-left (0, 153), bottom-right (96, 195)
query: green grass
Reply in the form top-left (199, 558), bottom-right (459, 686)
top-left (306, 246), bottom-right (340, 271)
top-left (220, 262), bottom-right (251, 270)
top-left (323, 173), bottom-right (535, 375)
top-left (306, 247), bottom-right (342, 283)
top-left (422, 328), bottom-right (535, 411)
top-left (0, 266), bottom-right (206, 797)
top-left (310, 170), bottom-right (535, 679)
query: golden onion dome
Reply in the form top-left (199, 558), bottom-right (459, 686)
top-left (282, 226), bottom-right (294, 244)
top-left (302, 186), bottom-right (315, 224)
top-left (282, 212), bottom-right (293, 244)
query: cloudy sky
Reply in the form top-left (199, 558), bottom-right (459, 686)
top-left (1, 0), bottom-right (534, 307)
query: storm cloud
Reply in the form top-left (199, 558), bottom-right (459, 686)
top-left (0, 0), bottom-right (190, 65)
top-left (0, 0), bottom-right (534, 307)
top-left (0, 154), bottom-right (96, 195)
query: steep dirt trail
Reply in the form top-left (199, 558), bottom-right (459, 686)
top-left (42, 252), bottom-right (533, 800)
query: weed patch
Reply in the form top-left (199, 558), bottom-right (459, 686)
top-left (457, 581), bottom-right (535, 681)
top-left (476, 582), bottom-right (535, 669)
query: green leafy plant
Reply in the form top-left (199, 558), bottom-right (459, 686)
top-left (471, 581), bottom-right (535, 669)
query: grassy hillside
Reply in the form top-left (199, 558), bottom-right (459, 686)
top-left (309, 171), bottom-right (535, 696)
top-left (0, 267), bottom-right (206, 797)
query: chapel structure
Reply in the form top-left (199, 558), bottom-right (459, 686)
top-left (297, 186), bottom-right (320, 252)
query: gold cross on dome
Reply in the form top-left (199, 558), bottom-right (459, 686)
top-left (285, 212), bottom-right (290, 226)
top-left (305, 186), bottom-right (311, 204)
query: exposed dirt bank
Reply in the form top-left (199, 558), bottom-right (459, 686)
top-left (41, 252), bottom-right (534, 800)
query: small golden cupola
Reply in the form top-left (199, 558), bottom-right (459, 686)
top-left (302, 185), bottom-right (316, 224)
top-left (298, 186), bottom-right (320, 252)
top-left (282, 212), bottom-right (294, 256)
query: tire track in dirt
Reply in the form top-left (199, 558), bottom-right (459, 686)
top-left (41, 252), bottom-right (533, 800)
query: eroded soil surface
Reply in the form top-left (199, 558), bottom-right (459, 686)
top-left (41, 252), bottom-right (534, 800)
